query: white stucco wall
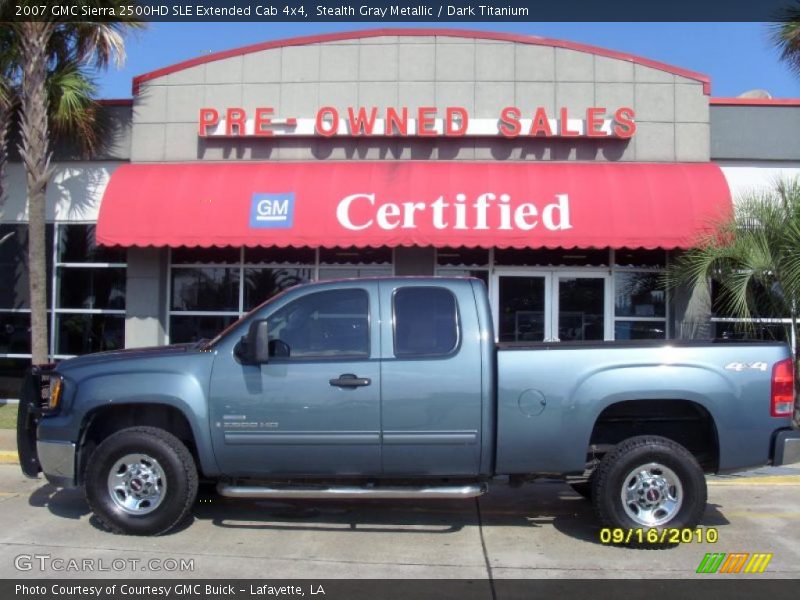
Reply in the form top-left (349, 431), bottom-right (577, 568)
top-left (717, 161), bottom-right (800, 203)
top-left (1, 161), bottom-right (123, 223)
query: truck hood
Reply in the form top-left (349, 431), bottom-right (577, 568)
top-left (56, 343), bottom-right (202, 372)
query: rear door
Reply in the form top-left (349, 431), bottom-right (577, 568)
top-left (378, 281), bottom-right (483, 476)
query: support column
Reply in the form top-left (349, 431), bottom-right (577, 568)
top-left (125, 247), bottom-right (168, 348)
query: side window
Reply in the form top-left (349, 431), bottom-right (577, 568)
top-left (394, 287), bottom-right (459, 357)
top-left (266, 289), bottom-right (369, 359)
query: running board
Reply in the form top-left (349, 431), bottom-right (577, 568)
top-left (216, 482), bottom-right (488, 500)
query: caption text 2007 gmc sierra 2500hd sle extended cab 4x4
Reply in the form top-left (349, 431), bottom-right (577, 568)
top-left (16, 277), bottom-right (800, 540)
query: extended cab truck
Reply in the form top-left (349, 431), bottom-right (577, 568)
top-left (17, 277), bottom-right (800, 538)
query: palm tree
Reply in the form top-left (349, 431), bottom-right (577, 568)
top-left (3, 2), bottom-right (141, 363)
top-left (772, 3), bottom-right (800, 76)
top-left (666, 178), bottom-right (800, 420)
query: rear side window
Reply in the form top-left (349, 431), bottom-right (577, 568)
top-left (394, 287), bottom-right (459, 357)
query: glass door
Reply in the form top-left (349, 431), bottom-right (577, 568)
top-left (493, 272), bottom-right (552, 342)
top-left (552, 273), bottom-right (612, 341)
top-left (493, 270), bottom-right (611, 342)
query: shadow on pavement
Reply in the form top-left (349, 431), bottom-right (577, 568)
top-left (24, 479), bottom-right (733, 544)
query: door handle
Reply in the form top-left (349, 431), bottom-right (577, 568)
top-left (329, 373), bottom-right (371, 387)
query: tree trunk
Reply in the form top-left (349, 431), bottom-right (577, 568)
top-left (17, 22), bottom-right (54, 365)
top-left (0, 100), bottom-right (9, 210)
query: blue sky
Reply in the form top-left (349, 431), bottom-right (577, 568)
top-left (98, 22), bottom-right (800, 98)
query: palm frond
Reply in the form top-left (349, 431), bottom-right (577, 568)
top-left (667, 177), bottom-right (800, 344)
top-left (771, 3), bottom-right (800, 76)
top-left (46, 58), bottom-right (100, 152)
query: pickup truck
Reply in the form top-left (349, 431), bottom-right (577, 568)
top-left (17, 277), bottom-right (800, 539)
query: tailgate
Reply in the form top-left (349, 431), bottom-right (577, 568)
top-left (16, 365), bottom-right (56, 478)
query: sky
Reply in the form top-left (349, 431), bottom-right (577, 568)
top-left (96, 22), bottom-right (800, 99)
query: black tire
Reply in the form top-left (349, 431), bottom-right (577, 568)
top-left (591, 435), bottom-right (706, 545)
top-left (85, 426), bottom-right (198, 536)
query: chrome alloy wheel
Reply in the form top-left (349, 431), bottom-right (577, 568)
top-left (620, 462), bottom-right (683, 527)
top-left (107, 453), bottom-right (167, 515)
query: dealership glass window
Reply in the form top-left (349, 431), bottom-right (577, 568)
top-left (168, 247), bottom-right (392, 344)
top-left (612, 249), bottom-right (667, 340)
top-left (0, 225), bottom-right (55, 398)
top-left (0, 223), bottom-right (120, 396)
top-left (709, 280), bottom-right (789, 342)
top-left (54, 224), bottom-right (127, 357)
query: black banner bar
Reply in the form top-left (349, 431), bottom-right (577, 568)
top-left (4, 0), bottom-right (800, 22)
top-left (4, 579), bottom-right (800, 600)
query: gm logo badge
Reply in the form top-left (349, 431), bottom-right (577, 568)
top-left (250, 193), bottom-right (294, 228)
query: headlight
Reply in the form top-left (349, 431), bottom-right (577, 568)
top-left (46, 376), bottom-right (63, 412)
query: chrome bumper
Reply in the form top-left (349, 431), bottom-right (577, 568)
top-left (36, 440), bottom-right (77, 488)
top-left (773, 429), bottom-right (800, 467)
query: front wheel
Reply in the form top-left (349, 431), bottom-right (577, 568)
top-left (85, 426), bottom-right (198, 535)
top-left (591, 435), bottom-right (706, 544)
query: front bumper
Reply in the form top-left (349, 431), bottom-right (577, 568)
top-left (36, 440), bottom-right (77, 488)
top-left (773, 429), bottom-right (800, 466)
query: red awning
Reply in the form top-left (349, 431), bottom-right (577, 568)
top-left (96, 161), bottom-right (731, 249)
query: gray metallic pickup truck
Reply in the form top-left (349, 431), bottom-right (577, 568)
top-left (17, 277), bottom-right (800, 538)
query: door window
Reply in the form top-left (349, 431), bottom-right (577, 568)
top-left (394, 287), bottom-right (459, 357)
top-left (267, 289), bottom-right (369, 359)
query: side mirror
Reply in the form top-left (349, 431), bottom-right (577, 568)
top-left (240, 320), bottom-right (270, 364)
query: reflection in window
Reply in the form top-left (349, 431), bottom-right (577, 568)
top-left (267, 289), bottom-right (369, 359)
top-left (170, 315), bottom-right (238, 344)
top-left (0, 313), bottom-right (31, 354)
top-left (171, 268), bottom-right (239, 312)
top-left (615, 321), bottom-right (667, 340)
top-left (58, 268), bottom-right (126, 310)
top-left (498, 276), bottom-right (545, 343)
top-left (615, 272), bottom-right (665, 318)
top-left (394, 287), bottom-right (458, 357)
top-left (56, 314), bottom-right (125, 355)
top-left (244, 268), bottom-right (312, 310)
top-left (58, 224), bottom-right (124, 263)
top-left (0, 357), bottom-right (29, 398)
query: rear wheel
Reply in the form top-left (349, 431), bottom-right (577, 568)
top-left (85, 426), bottom-right (198, 535)
top-left (591, 435), bottom-right (706, 545)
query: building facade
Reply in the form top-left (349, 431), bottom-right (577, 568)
top-left (1, 28), bottom-right (799, 397)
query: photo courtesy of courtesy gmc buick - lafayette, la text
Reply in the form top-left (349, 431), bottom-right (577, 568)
top-left (16, 277), bottom-right (800, 542)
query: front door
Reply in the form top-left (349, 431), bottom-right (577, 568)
top-left (493, 270), bottom-right (611, 342)
top-left (209, 284), bottom-right (382, 476)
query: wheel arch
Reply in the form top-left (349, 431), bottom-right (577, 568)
top-left (77, 401), bottom-right (215, 484)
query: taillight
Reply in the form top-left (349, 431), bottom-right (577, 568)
top-left (771, 358), bottom-right (794, 418)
